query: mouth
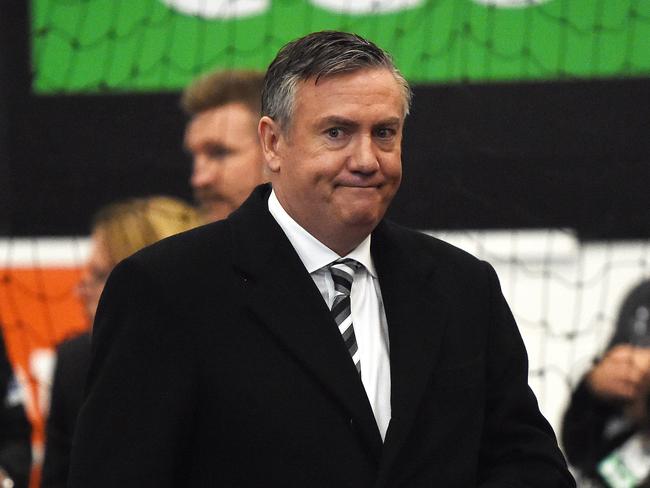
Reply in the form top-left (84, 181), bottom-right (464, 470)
top-left (336, 182), bottom-right (382, 189)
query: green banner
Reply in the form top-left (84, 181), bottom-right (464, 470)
top-left (32, 0), bottom-right (650, 93)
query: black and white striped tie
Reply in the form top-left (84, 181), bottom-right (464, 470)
top-left (328, 258), bottom-right (361, 375)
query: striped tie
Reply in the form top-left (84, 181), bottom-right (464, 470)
top-left (328, 258), bottom-right (361, 374)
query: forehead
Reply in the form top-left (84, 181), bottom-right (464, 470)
top-left (292, 68), bottom-right (406, 122)
top-left (185, 103), bottom-right (258, 144)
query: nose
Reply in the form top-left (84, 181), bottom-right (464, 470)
top-left (190, 154), bottom-right (214, 190)
top-left (348, 135), bottom-right (379, 174)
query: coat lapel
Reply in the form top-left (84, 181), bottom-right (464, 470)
top-left (371, 222), bottom-right (451, 482)
top-left (228, 185), bottom-right (383, 460)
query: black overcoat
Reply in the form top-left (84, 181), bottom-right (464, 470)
top-left (69, 184), bottom-right (574, 487)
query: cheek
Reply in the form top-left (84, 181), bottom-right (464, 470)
top-left (79, 287), bottom-right (101, 320)
top-left (90, 287), bottom-right (104, 306)
top-left (198, 162), bottom-right (222, 184)
top-left (392, 168), bottom-right (402, 189)
top-left (384, 157), bottom-right (402, 185)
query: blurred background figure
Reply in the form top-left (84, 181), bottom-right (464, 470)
top-left (181, 69), bottom-right (268, 222)
top-left (0, 332), bottom-right (31, 488)
top-left (563, 280), bottom-right (650, 487)
top-left (40, 196), bottom-right (202, 488)
top-left (41, 69), bottom-right (266, 487)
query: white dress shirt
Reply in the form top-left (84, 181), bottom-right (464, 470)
top-left (268, 190), bottom-right (391, 440)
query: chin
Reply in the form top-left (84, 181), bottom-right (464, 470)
top-left (340, 208), bottom-right (384, 229)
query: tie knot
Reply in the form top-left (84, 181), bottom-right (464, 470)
top-left (328, 258), bottom-right (360, 296)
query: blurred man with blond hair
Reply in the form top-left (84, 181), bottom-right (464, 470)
top-left (182, 69), bottom-right (267, 222)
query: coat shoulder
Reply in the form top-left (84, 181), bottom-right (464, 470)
top-left (105, 219), bottom-right (234, 312)
top-left (378, 220), bottom-right (486, 276)
top-left (132, 220), bottom-right (230, 267)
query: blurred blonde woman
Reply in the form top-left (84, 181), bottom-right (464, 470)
top-left (77, 197), bottom-right (203, 325)
top-left (41, 196), bottom-right (201, 488)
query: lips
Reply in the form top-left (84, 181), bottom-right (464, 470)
top-left (336, 181), bottom-right (383, 189)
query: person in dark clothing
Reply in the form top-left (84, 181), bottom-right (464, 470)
top-left (563, 279), bottom-right (650, 487)
top-left (67, 31), bottom-right (574, 488)
top-left (40, 197), bottom-right (201, 488)
top-left (39, 333), bottom-right (90, 488)
top-left (0, 330), bottom-right (32, 488)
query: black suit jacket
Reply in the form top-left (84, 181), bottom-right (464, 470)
top-left (69, 184), bottom-right (574, 487)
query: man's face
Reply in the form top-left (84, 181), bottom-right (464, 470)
top-left (184, 102), bottom-right (264, 222)
top-left (262, 68), bottom-right (404, 254)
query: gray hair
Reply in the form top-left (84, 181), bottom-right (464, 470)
top-left (262, 31), bottom-right (412, 129)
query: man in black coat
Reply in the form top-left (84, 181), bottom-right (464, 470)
top-left (69, 31), bottom-right (574, 487)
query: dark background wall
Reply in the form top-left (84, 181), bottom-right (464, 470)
top-left (3, 1), bottom-right (650, 239)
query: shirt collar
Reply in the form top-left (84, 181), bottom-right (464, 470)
top-left (268, 189), bottom-right (377, 277)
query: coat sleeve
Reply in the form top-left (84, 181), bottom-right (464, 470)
top-left (561, 375), bottom-right (633, 482)
top-left (477, 262), bottom-right (576, 488)
top-left (68, 258), bottom-right (199, 488)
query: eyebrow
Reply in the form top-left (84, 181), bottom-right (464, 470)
top-left (182, 141), bottom-right (232, 156)
top-left (318, 116), bottom-right (358, 129)
top-left (317, 116), bottom-right (402, 129)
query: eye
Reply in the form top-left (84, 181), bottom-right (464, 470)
top-left (206, 145), bottom-right (232, 160)
top-left (375, 127), bottom-right (396, 140)
top-left (326, 127), bottom-right (343, 139)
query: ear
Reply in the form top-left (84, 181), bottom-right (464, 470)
top-left (258, 116), bottom-right (284, 173)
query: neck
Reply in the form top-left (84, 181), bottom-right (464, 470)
top-left (271, 187), bottom-right (376, 257)
top-left (314, 230), bottom-right (369, 257)
top-left (203, 203), bottom-right (234, 223)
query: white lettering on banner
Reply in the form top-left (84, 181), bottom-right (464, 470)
top-left (160, 0), bottom-right (551, 19)
top-left (471, 0), bottom-right (552, 7)
top-left (309, 0), bottom-right (424, 14)
top-left (160, 0), bottom-right (425, 18)
top-left (161, 0), bottom-right (269, 19)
